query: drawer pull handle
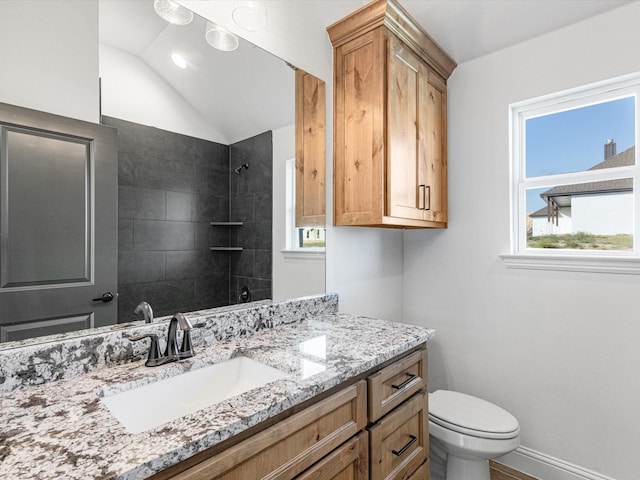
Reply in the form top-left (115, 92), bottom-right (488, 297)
top-left (392, 434), bottom-right (417, 457)
top-left (391, 373), bottom-right (417, 390)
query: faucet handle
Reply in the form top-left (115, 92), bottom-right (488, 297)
top-left (179, 329), bottom-right (196, 359)
top-left (129, 333), bottom-right (169, 367)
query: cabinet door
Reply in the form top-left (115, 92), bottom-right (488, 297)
top-left (295, 432), bottom-right (368, 480)
top-left (407, 460), bottom-right (429, 480)
top-left (168, 381), bottom-right (367, 480)
top-left (333, 27), bottom-right (386, 226)
top-left (368, 349), bottom-right (427, 423)
top-left (369, 392), bottom-right (428, 480)
top-left (386, 34), bottom-right (423, 222)
top-left (295, 69), bottom-right (326, 228)
top-left (418, 69), bottom-right (447, 224)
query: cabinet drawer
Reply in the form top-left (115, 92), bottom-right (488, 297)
top-left (369, 392), bottom-right (428, 480)
top-left (295, 432), bottom-right (368, 480)
top-left (173, 381), bottom-right (367, 480)
top-left (407, 460), bottom-right (429, 480)
top-left (368, 349), bottom-right (427, 422)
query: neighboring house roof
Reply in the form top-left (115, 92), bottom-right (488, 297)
top-left (530, 205), bottom-right (552, 217)
top-left (541, 146), bottom-right (635, 204)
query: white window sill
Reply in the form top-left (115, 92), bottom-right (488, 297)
top-left (281, 249), bottom-right (326, 260)
top-left (500, 253), bottom-right (640, 274)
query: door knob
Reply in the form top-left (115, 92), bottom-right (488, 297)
top-left (92, 292), bottom-right (115, 303)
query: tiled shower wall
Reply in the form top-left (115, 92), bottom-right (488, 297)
top-left (103, 117), bottom-right (232, 322)
top-left (229, 131), bottom-right (273, 304)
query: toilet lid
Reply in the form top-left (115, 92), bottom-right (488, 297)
top-left (429, 390), bottom-right (519, 438)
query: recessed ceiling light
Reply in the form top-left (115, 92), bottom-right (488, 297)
top-left (154, 0), bottom-right (193, 26)
top-left (171, 53), bottom-right (187, 69)
top-left (232, 0), bottom-right (267, 32)
top-left (205, 22), bottom-right (239, 52)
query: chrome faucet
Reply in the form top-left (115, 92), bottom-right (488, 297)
top-left (128, 312), bottom-right (196, 367)
top-left (133, 301), bottom-right (154, 323)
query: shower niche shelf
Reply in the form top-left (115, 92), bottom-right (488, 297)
top-left (210, 222), bottom-right (243, 251)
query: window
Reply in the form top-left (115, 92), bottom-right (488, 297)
top-left (285, 159), bottom-right (325, 253)
top-left (505, 73), bottom-right (640, 273)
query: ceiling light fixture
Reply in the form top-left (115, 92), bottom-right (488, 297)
top-left (171, 53), bottom-right (187, 69)
top-left (205, 22), bottom-right (239, 52)
top-left (232, 0), bottom-right (267, 32)
top-left (153, 0), bottom-right (193, 26)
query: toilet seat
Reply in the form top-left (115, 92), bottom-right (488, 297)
top-left (429, 390), bottom-right (520, 440)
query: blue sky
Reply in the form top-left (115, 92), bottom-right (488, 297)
top-left (525, 96), bottom-right (635, 211)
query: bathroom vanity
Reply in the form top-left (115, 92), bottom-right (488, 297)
top-left (0, 295), bottom-right (434, 479)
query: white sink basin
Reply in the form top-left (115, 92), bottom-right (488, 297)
top-left (100, 356), bottom-right (288, 434)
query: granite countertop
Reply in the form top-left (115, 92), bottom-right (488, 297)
top-left (0, 313), bottom-right (434, 480)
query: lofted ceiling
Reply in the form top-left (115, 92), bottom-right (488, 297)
top-left (99, 0), bottom-right (637, 144)
top-left (98, 0), bottom-right (294, 145)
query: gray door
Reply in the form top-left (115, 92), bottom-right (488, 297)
top-left (0, 102), bottom-right (117, 343)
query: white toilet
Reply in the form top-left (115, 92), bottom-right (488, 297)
top-left (428, 390), bottom-right (520, 480)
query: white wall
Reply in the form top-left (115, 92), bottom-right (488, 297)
top-left (403, 3), bottom-right (640, 479)
top-left (272, 124), bottom-right (326, 301)
top-left (99, 44), bottom-right (225, 143)
top-left (0, 0), bottom-right (99, 122)
top-left (573, 192), bottom-right (633, 235)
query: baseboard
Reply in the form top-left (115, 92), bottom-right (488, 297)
top-left (497, 447), bottom-right (617, 480)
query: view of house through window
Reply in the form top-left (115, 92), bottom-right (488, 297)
top-left (512, 78), bottom-right (639, 254)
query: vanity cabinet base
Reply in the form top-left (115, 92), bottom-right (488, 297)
top-left (165, 381), bottom-right (366, 480)
top-left (152, 346), bottom-right (429, 480)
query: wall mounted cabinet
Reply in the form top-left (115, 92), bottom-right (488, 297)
top-left (295, 69), bottom-right (326, 228)
top-left (327, 0), bottom-right (456, 228)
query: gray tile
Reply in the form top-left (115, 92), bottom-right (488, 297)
top-left (194, 194), bottom-right (228, 222)
top-left (119, 186), bottom-right (165, 220)
top-left (118, 151), bottom-right (134, 186)
top-left (166, 191), bottom-right (195, 221)
top-left (131, 153), bottom-right (196, 193)
top-left (230, 194), bottom-right (254, 223)
top-left (253, 192), bottom-right (272, 222)
top-left (117, 280), bottom-right (195, 322)
top-left (194, 275), bottom-right (230, 309)
top-left (195, 165), bottom-right (228, 196)
top-left (165, 250), bottom-right (228, 280)
top-left (118, 251), bottom-right (165, 285)
top-left (236, 221), bottom-right (271, 250)
top-left (118, 219), bottom-right (133, 252)
top-left (230, 250), bottom-right (254, 278)
top-left (254, 249), bottom-right (272, 280)
top-left (134, 220), bottom-right (194, 251)
top-left (230, 276), bottom-right (271, 303)
top-left (195, 222), bottom-right (229, 250)
top-left (230, 131), bottom-right (272, 196)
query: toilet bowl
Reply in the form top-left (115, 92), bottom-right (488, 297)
top-left (429, 390), bottom-right (520, 480)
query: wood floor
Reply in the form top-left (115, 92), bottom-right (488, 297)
top-left (490, 461), bottom-right (540, 480)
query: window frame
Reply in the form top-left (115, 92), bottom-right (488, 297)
top-left (503, 72), bottom-right (640, 274)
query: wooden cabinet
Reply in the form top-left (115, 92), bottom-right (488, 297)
top-left (368, 348), bottom-right (429, 480)
top-left (166, 381), bottom-right (366, 480)
top-left (407, 460), bottom-right (429, 480)
top-left (295, 433), bottom-right (368, 480)
top-left (327, 0), bottom-right (456, 229)
top-left (368, 349), bottom-right (427, 423)
top-left (295, 69), bottom-right (326, 228)
top-left (151, 346), bottom-right (430, 480)
top-left (369, 392), bottom-right (429, 480)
